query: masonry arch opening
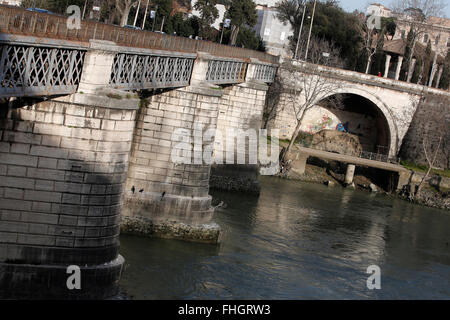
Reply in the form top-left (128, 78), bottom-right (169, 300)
top-left (303, 93), bottom-right (392, 156)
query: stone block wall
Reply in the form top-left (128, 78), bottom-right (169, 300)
top-left (399, 94), bottom-right (450, 169)
top-left (210, 82), bottom-right (268, 194)
top-left (122, 86), bottom-right (221, 242)
top-left (0, 92), bottom-right (138, 298)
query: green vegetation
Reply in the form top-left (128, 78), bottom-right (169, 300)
top-left (106, 93), bottom-right (122, 100)
top-left (400, 160), bottom-right (450, 178)
top-left (139, 97), bottom-right (150, 109)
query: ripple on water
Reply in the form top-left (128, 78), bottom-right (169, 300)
top-left (119, 176), bottom-right (450, 299)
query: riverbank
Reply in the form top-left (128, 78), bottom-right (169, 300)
top-left (280, 161), bottom-right (449, 211)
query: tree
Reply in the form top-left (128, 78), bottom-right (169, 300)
top-left (263, 76), bottom-right (284, 129)
top-left (227, 0), bottom-right (258, 46)
top-left (279, 36), bottom-right (344, 162)
top-left (21, 0), bottom-right (86, 14)
top-left (275, 0), bottom-right (306, 39)
top-left (438, 51), bottom-right (450, 90)
top-left (116, 0), bottom-right (139, 26)
top-left (276, 1), bottom-right (362, 70)
top-left (413, 94), bottom-right (450, 198)
top-left (390, 0), bottom-right (447, 17)
top-left (194, 0), bottom-right (219, 38)
top-left (355, 13), bottom-right (386, 74)
top-left (390, 0), bottom-right (448, 82)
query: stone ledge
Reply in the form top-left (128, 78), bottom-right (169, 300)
top-left (182, 85), bottom-right (223, 97)
top-left (238, 81), bottom-right (269, 91)
top-left (0, 255), bottom-right (124, 299)
top-left (54, 91), bottom-right (140, 110)
top-left (121, 215), bottom-right (221, 244)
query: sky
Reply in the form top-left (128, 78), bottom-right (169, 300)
top-left (339, 0), bottom-right (450, 18)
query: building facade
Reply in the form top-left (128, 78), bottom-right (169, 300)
top-left (1, 0), bottom-right (21, 6)
top-left (393, 16), bottom-right (450, 57)
top-left (366, 3), bottom-right (392, 18)
top-left (253, 4), bottom-right (293, 58)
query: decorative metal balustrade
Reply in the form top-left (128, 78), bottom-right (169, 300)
top-left (0, 44), bottom-right (85, 98)
top-left (253, 64), bottom-right (277, 83)
top-left (205, 60), bottom-right (247, 84)
top-left (110, 53), bottom-right (194, 90)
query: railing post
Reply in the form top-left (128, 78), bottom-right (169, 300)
top-left (77, 40), bottom-right (118, 94)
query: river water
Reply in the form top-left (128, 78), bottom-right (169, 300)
top-left (119, 176), bottom-right (450, 299)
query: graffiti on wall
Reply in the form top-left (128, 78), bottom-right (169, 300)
top-left (307, 114), bottom-right (335, 134)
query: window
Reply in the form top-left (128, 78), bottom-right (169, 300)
top-left (447, 37), bottom-right (450, 48)
top-left (423, 34), bottom-right (429, 43)
top-left (435, 35), bottom-right (440, 45)
top-left (401, 30), bottom-right (406, 39)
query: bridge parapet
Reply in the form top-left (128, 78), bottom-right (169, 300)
top-left (0, 5), bottom-right (278, 64)
top-left (290, 60), bottom-right (450, 97)
top-left (0, 5), bottom-right (279, 97)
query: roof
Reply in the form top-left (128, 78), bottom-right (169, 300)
top-left (381, 38), bottom-right (445, 63)
top-left (428, 16), bottom-right (450, 28)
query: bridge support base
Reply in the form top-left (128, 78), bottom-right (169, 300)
top-left (123, 86), bottom-right (222, 243)
top-left (0, 91), bottom-right (139, 298)
top-left (0, 255), bottom-right (124, 299)
top-left (210, 81), bottom-right (268, 194)
top-left (210, 164), bottom-right (261, 194)
top-left (345, 164), bottom-right (356, 185)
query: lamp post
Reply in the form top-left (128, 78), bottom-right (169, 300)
top-left (294, 2), bottom-right (307, 60)
top-left (133, 0), bottom-right (141, 27)
top-left (142, 0), bottom-right (150, 30)
top-left (151, 5), bottom-right (158, 32)
top-left (81, 0), bottom-right (88, 20)
top-left (305, 0), bottom-right (317, 61)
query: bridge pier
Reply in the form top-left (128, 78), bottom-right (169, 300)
top-left (210, 60), bottom-right (269, 194)
top-left (122, 54), bottom-right (221, 243)
top-left (344, 164), bottom-right (356, 185)
top-left (0, 91), bottom-right (139, 298)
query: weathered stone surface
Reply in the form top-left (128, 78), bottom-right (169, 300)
top-left (326, 180), bottom-right (336, 187)
top-left (399, 94), bottom-right (450, 169)
top-left (124, 85), bottom-right (221, 240)
top-left (121, 215), bottom-right (220, 244)
top-left (210, 82), bottom-right (268, 194)
top-left (210, 164), bottom-right (261, 194)
top-left (0, 255), bottom-right (124, 299)
top-left (310, 130), bottom-right (362, 157)
top-left (369, 183), bottom-right (378, 192)
top-left (0, 91), bottom-right (137, 298)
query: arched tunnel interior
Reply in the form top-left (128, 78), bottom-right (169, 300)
top-left (308, 93), bottom-right (391, 155)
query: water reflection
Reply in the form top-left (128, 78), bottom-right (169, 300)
top-left (120, 176), bottom-right (450, 299)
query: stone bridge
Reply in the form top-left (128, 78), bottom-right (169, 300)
top-left (1, 5), bottom-right (449, 299)
top-left (0, 5), bottom-right (277, 299)
top-left (269, 61), bottom-right (450, 158)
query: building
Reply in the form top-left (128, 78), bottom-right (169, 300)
top-left (1, 0), bottom-right (21, 6)
top-left (366, 3), bottom-right (392, 18)
top-left (393, 15), bottom-right (450, 57)
top-left (253, 4), bottom-right (293, 58)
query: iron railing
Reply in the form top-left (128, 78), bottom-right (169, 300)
top-left (0, 5), bottom-right (279, 64)
top-left (205, 59), bottom-right (247, 84)
top-left (359, 151), bottom-right (400, 164)
top-left (0, 44), bottom-right (85, 97)
top-left (253, 64), bottom-right (277, 83)
top-left (110, 53), bottom-right (194, 90)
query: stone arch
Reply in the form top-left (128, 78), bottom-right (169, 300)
top-left (313, 87), bottom-right (399, 157)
